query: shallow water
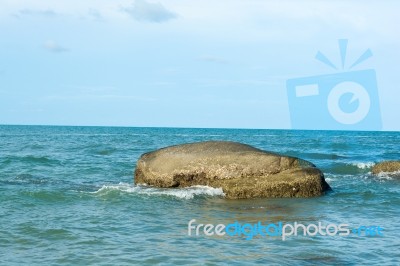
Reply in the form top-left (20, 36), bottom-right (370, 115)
top-left (0, 125), bottom-right (399, 265)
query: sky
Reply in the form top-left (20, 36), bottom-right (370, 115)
top-left (0, 0), bottom-right (399, 130)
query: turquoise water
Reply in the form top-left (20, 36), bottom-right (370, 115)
top-left (0, 125), bottom-right (399, 265)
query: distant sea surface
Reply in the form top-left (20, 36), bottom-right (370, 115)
top-left (0, 125), bottom-right (399, 265)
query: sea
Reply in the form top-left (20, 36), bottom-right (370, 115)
top-left (0, 125), bottom-right (399, 265)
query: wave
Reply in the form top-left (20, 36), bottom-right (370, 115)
top-left (324, 162), bottom-right (375, 175)
top-left (279, 150), bottom-right (347, 160)
top-left (22, 155), bottom-right (56, 163)
top-left (90, 183), bottom-right (225, 199)
top-left (15, 173), bottom-right (50, 184)
top-left (303, 152), bottom-right (346, 160)
top-left (1, 155), bottom-right (61, 166)
top-left (350, 162), bottom-right (375, 169)
top-left (93, 148), bottom-right (117, 156)
top-left (173, 134), bottom-right (225, 137)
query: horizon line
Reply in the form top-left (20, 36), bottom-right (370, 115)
top-left (0, 123), bottom-right (398, 133)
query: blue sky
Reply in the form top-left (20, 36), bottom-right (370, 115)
top-left (0, 0), bottom-right (399, 130)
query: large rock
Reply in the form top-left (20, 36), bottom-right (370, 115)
top-left (134, 141), bottom-right (331, 199)
top-left (372, 161), bottom-right (400, 175)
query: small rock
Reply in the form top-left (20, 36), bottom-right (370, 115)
top-left (372, 161), bottom-right (400, 175)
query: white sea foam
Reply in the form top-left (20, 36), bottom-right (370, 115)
top-left (91, 183), bottom-right (225, 199)
top-left (325, 177), bottom-right (334, 182)
top-left (376, 170), bottom-right (400, 180)
top-left (351, 162), bottom-right (375, 169)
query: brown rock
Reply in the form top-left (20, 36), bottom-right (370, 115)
top-left (134, 141), bottom-right (331, 199)
top-left (372, 161), bottom-right (400, 175)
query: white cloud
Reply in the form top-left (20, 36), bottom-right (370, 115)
top-left (164, 0), bottom-right (400, 44)
top-left (43, 94), bottom-right (157, 102)
top-left (122, 0), bottom-right (177, 23)
top-left (43, 40), bottom-right (69, 53)
top-left (198, 55), bottom-right (229, 64)
top-left (17, 8), bottom-right (58, 18)
top-left (87, 8), bottom-right (105, 22)
top-left (1, 1), bottom-right (398, 44)
top-left (195, 78), bottom-right (282, 88)
top-left (61, 85), bottom-right (117, 93)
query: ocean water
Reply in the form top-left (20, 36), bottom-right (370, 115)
top-left (0, 125), bottom-right (399, 265)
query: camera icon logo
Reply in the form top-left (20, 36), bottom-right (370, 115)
top-left (286, 39), bottom-right (382, 130)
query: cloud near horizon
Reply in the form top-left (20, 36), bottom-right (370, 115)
top-left (87, 8), bottom-right (105, 22)
top-left (43, 40), bottom-right (69, 53)
top-left (122, 0), bottom-right (177, 23)
top-left (17, 8), bottom-right (58, 18)
top-left (198, 55), bottom-right (229, 64)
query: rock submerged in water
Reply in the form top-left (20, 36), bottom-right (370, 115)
top-left (134, 141), bottom-right (331, 199)
top-left (372, 161), bottom-right (400, 175)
